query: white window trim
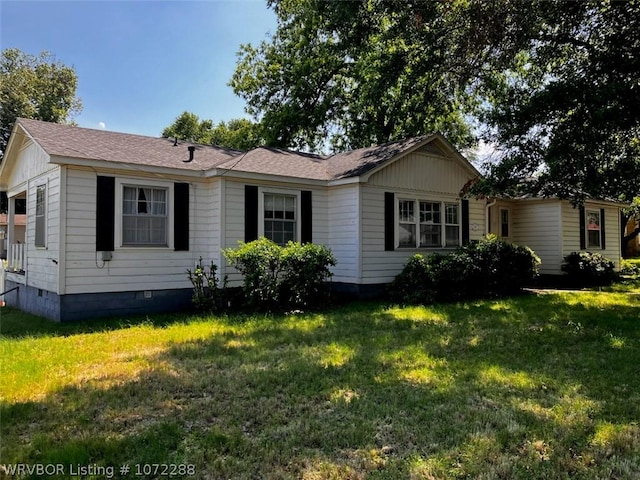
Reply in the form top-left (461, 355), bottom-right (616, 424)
top-left (34, 181), bottom-right (48, 249)
top-left (396, 197), bottom-right (462, 249)
top-left (586, 209), bottom-right (602, 249)
top-left (258, 187), bottom-right (301, 244)
top-left (114, 178), bottom-right (174, 250)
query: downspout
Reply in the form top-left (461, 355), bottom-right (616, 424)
top-left (486, 198), bottom-right (497, 237)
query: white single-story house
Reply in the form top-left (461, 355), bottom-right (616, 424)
top-left (0, 119), bottom-right (623, 321)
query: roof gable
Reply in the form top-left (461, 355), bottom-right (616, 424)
top-left (4, 119), bottom-right (479, 184)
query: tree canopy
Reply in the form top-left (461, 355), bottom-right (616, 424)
top-left (0, 48), bottom-right (82, 161)
top-left (230, 0), bottom-right (478, 152)
top-left (161, 111), bottom-right (262, 150)
top-left (231, 0), bottom-right (639, 208)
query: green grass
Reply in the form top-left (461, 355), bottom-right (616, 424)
top-left (1, 289), bottom-right (639, 479)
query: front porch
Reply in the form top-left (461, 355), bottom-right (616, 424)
top-left (0, 192), bottom-right (27, 276)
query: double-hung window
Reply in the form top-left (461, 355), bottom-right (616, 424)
top-left (420, 202), bottom-right (441, 247)
top-left (586, 209), bottom-right (602, 248)
top-left (35, 185), bottom-right (46, 247)
top-left (122, 186), bottom-right (168, 246)
top-left (399, 199), bottom-right (460, 248)
top-left (264, 193), bottom-right (296, 246)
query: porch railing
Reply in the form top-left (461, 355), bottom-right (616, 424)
top-left (9, 243), bottom-right (25, 273)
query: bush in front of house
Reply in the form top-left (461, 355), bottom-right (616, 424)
top-left (223, 238), bottom-right (336, 312)
top-left (620, 258), bottom-right (640, 277)
top-left (279, 242), bottom-right (336, 310)
top-left (187, 257), bottom-right (227, 313)
top-left (223, 237), bottom-right (283, 311)
top-left (390, 236), bottom-right (541, 305)
top-left (562, 251), bottom-right (617, 286)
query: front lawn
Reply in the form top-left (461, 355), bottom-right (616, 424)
top-left (1, 289), bottom-right (639, 479)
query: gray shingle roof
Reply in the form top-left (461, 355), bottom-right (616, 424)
top-left (17, 118), bottom-right (242, 171)
top-left (16, 118), bottom-right (442, 181)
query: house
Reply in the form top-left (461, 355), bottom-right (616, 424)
top-left (0, 119), bottom-right (623, 321)
top-left (625, 217), bottom-right (640, 257)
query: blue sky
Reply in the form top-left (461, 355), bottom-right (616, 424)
top-left (0, 0), bottom-right (277, 137)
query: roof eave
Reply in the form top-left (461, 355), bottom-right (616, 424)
top-left (49, 155), bottom-right (209, 178)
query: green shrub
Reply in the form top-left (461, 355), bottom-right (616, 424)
top-left (187, 257), bottom-right (227, 313)
top-left (620, 258), bottom-right (640, 277)
top-left (223, 237), bottom-right (282, 311)
top-left (223, 238), bottom-right (337, 312)
top-left (562, 251), bottom-right (617, 286)
top-left (280, 242), bottom-right (336, 310)
top-left (389, 254), bottom-right (437, 304)
top-left (390, 237), bottom-right (541, 305)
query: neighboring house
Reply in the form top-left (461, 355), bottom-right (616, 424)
top-left (625, 217), bottom-right (640, 257)
top-left (0, 213), bottom-right (26, 260)
top-left (0, 119), bottom-right (623, 321)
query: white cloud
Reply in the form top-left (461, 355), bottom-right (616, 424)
top-left (98, 122), bottom-right (106, 130)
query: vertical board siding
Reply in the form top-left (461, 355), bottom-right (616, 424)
top-left (63, 168), bottom-right (219, 294)
top-left (368, 152), bottom-right (475, 193)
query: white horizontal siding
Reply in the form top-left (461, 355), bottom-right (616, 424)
top-left (63, 167), bottom-right (218, 295)
top-left (327, 185), bottom-right (360, 283)
top-left (512, 201), bottom-right (562, 275)
top-left (360, 186), bottom-right (484, 285)
top-left (561, 201), bottom-right (621, 270)
top-left (222, 179), bottom-right (330, 286)
top-left (25, 167), bottom-right (61, 292)
top-left (4, 139), bottom-right (51, 192)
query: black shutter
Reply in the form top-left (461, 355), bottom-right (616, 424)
top-left (384, 192), bottom-right (395, 251)
top-left (301, 190), bottom-right (312, 243)
top-left (579, 206), bottom-right (586, 250)
top-left (245, 185), bottom-right (258, 242)
top-left (174, 183), bottom-right (189, 251)
top-left (461, 199), bottom-right (470, 245)
top-left (600, 208), bottom-right (606, 250)
top-left (96, 176), bottom-right (115, 251)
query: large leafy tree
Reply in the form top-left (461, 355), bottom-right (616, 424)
top-left (232, 1), bottom-right (638, 199)
top-left (0, 48), bottom-right (82, 161)
top-left (230, 0), bottom-right (478, 152)
top-left (161, 111), bottom-right (262, 150)
top-left (473, 0), bottom-right (640, 209)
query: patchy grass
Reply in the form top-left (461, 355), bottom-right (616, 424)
top-left (1, 290), bottom-right (639, 479)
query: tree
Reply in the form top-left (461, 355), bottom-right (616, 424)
top-left (230, 0), bottom-right (478, 152)
top-left (469, 0), bottom-right (640, 208)
top-left (161, 111), bottom-right (214, 144)
top-left (232, 0), bottom-right (638, 216)
top-left (210, 118), bottom-right (263, 151)
top-left (0, 48), bottom-right (82, 161)
top-left (162, 111), bottom-right (262, 150)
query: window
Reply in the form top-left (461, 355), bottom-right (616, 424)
top-left (398, 199), bottom-right (460, 248)
top-left (398, 200), bottom-right (416, 247)
top-left (419, 202), bottom-right (441, 247)
top-left (586, 209), bottom-right (601, 248)
top-left (35, 185), bottom-right (46, 247)
top-left (500, 208), bottom-right (509, 238)
top-left (122, 186), bottom-right (168, 246)
top-left (264, 193), bottom-right (296, 246)
top-left (445, 203), bottom-right (459, 247)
